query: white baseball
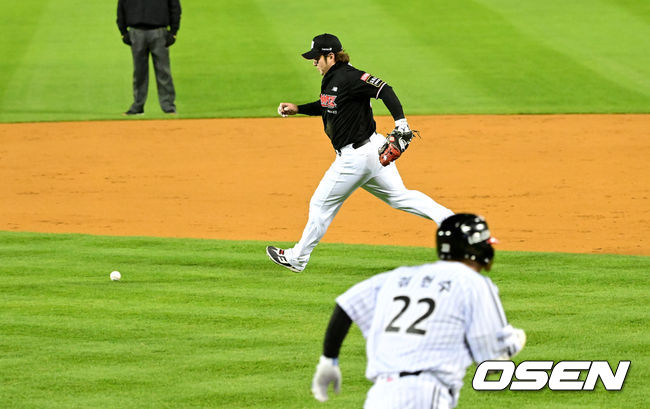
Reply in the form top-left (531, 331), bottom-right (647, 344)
top-left (110, 271), bottom-right (121, 281)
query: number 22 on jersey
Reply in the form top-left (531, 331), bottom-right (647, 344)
top-left (384, 296), bottom-right (436, 335)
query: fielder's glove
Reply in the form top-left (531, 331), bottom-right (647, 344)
top-left (121, 33), bottom-right (132, 46)
top-left (311, 355), bottom-right (342, 402)
top-left (378, 118), bottom-right (418, 166)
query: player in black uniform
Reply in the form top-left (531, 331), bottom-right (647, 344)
top-left (267, 33), bottom-right (453, 273)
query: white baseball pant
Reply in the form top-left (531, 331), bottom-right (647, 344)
top-left (285, 133), bottom-right (453, 269)
top-left (365, 373), bottom-right (455, 409)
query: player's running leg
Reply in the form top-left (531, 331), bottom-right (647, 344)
top-left (362, 162), bottom-right (453, 225)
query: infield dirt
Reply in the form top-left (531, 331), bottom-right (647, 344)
top-left (1, 115), bottom-right (648, 255)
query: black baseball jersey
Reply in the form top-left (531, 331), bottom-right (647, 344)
top-left (298, 62), bottom-right (405, 151)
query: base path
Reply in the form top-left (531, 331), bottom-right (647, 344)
top-left (1, 115), bottom-right (648, 255)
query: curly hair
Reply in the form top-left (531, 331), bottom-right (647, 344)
top-left (335, 50), bottom-right (350, 64)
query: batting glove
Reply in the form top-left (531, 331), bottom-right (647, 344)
top-left (311, 355), bottom-right (341, 402)
top-left (496, 325), bottom-right (527, 359)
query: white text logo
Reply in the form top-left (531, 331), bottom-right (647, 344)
top-left (472, 360), bottom-right (631, 391)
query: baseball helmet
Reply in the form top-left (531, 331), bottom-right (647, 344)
top-left (436, 213), bottom-right (496, 266)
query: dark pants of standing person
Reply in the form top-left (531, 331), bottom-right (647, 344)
top-left (128, 28), bottom-right (176, 113)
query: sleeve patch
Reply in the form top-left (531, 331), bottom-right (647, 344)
top-left (360, 73), bottom-right (385, 88)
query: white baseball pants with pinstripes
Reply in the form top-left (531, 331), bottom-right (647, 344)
top-left (365, 373), bottom-right (455, 409)
top-left (284, 133), bottom-right (454, 270)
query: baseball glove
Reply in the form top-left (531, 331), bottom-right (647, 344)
top-left (378, 128), bottom-right (419, 166)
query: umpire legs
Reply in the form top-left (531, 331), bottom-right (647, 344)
top-left (149, 28), bottom-right (176, 113)
top-left (129, 29), bottom-right (150, 112)
top-left (128, 28), bottom-right (176, 113)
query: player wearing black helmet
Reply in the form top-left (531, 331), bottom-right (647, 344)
top-left (436, 213), bottom-right (498, 270)
top-left (310, 213), bottom-right (525, 408)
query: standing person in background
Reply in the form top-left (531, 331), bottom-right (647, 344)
top-left (117, 0), bottom-right (181, 115)
top-left (310, 213), bottom-right (526, 408)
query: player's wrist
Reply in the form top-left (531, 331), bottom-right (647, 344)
top-left (394, 118), bottom-right (410, 133)
top-left (394, 118), bottom-right (408, 127)
top-left (320, 355), bottom-right (339, 366)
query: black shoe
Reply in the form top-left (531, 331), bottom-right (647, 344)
top-left (164, 108), bottom-right (177, 115)
top-left (266, 246), bottom-right (303, 273)
top-left (123, 108), bottom-right (144, 116)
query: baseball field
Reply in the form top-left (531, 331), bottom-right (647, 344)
top-left (1, 1), bottom-right (649, 408)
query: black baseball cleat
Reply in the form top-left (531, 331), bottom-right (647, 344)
top-left (123, 108), bottom-right (144, 116)
top-left (266, 246), bottom-right (303, 273)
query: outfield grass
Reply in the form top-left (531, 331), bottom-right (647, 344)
top-left (0, 232), bottom-right (647, 408)
top-left (1, 0), bottom-right (649, 122)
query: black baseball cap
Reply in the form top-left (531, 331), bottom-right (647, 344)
top-left (301, 33), bottom-right (342, 59)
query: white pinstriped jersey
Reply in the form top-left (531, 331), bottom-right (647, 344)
top-left (336, 260), bottom-right (512, 392)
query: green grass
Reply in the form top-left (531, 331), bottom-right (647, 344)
top-left (0, 0), bottom-right (649, 122)
top-left (0, 231), bottom-right (647, 408)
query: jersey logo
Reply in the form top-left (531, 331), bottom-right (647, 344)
top-left (320, 94), bottom-right (337, 109)
top-left (360, 72), bottom-right (385, 88)
top-left (439, 280), bottom-right (451, 292)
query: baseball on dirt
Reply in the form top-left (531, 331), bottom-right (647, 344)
top-left (110, 271), bottom-right (121, 281)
